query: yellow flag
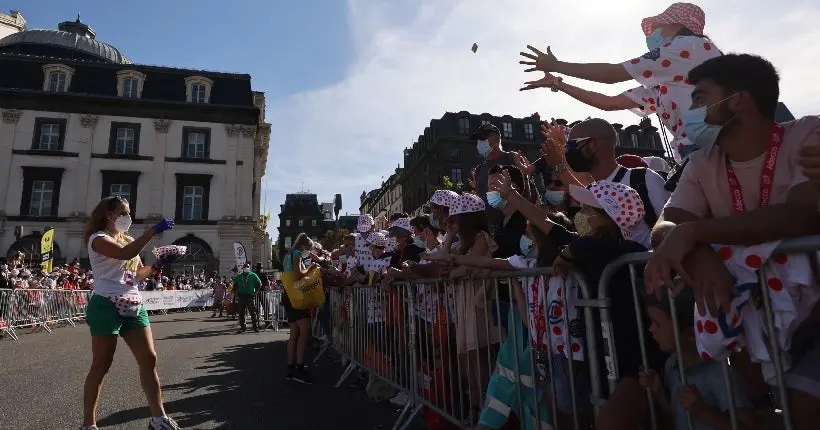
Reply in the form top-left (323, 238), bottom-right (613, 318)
top-left (40, 228), bottom-right (54, 273)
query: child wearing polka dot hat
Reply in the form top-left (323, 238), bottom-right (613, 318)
top-left (642, 287), bottom-right (756, 429)
top-left (568, 180), bottom-right (652, 247)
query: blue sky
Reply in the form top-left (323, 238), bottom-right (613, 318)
top-left (9, 1), bottom-right (820, 242)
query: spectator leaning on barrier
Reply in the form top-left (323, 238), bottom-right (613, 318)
top-left (646, 53), bottom-right (820, 429)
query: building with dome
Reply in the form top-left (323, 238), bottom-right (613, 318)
top-left (0, 10), bottom-right (272, 274)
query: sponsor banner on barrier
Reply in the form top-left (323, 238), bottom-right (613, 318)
top-left (141, 289), bottom-right (214, 311)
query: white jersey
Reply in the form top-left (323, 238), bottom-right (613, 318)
top-left (87, 231), bottom-right (141, 297)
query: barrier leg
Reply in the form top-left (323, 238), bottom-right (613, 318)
top-left (335, 362), bottom-right (357, 388)
top-left (395, 404), bottom-right (423, 430)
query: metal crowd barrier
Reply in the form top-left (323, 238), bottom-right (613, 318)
top-left (319, 235), bottom-right (820, 430)
top-left (256, 290), bottom-right (286, 330)
top-left (0, 288), bottom-right (92, 340)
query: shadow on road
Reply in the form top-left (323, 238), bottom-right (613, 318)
top-left (96, 339), bottom-right (404, 429)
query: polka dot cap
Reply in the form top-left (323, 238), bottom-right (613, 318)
top-left (428, 190), bottom-right (459, 208)
top-left (357, 214), bottom-right (375, 233)
top-left (590, 181), bottom-right (645, 240)
top-left (389, 217), bottom-right (413, 233)
top-left (449, 193), bottom-right (485, 216)
top-left (365, 231), bottom-right (388, 248)
top-left (641, 2), bottom-right (705, 36)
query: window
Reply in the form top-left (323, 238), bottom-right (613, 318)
top-left (184, 76), bottom-right (214, 104)
top-left (41, 64), bottom-right (74, 93)
top-left (21, 167), bottom-right (65, 217)
top-left (285, 220), bottom-right (291, 227)
top-left (181, 127), bottom-right (211, 159)
top-left (647, 134), bottom-right (656, 149)
top-left (524, 123), bottom-right (534, 140)
top-left (101, 170), bottom-right (141, 214)
top-left (481, 120), bottom-right (491, 125)
top-left (284, 237), bottom-right (292, 249)
top-left (116, 70), bottom-right (146, 98)
top-left (451, 168), bottom-right (463, 184)
top-left (174, 174), bottom-right (212, 222)
top-left (30, 181), bottom-right (54, 216)
top-left (108, 122), bottom-right (141, 155)
top-left (32, 118), bottom-right (67, 151)
top-left (311, 220), bottom-right (317, 226)
top-left (630, 134), bottom-right (639, 148)
top-left (458, 118), bottom-right (470, 135)
top-left (502, 122), bottom-right (513, 138)
top-left (298, 219), bottom-right (304, 227)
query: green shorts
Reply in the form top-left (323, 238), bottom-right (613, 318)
top-left (86, 294), bottom-right (150, 336)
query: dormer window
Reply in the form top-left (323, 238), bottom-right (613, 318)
top-left (184, 76), bottom-right (214, 104)
top-left (42, 64), bottom-right (75, 93)
top-left (116, 70), bottom-right (146, 98)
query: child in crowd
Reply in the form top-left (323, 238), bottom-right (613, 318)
top-left (641, 287), bottom-right (757, 430)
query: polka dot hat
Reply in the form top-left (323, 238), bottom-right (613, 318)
top-left (365, 231), bottom-right (388, 248)
top-left (641, 2), bottom-right (705, 36)
top-left (569, 181), bottom-right (645, 240)
top-left (389, 217), bottom-right (413, 233)
top-left (357, 214), bottom-right (375, 233)
top-left (449, 193), bottom-right (486, 216)
top-left (428, 190), bottom-right (459, 208)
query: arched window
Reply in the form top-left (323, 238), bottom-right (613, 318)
top-left (7, 233), bottom-right (64, 267)
top-left (170, 234), bottom-right (215, 273)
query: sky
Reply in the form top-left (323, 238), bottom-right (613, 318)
top-left (10, 0), bottom-right (820, 241)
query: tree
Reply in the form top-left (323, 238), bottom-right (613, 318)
top-left (320, 228), bottom-right (350, 252)
top-left (434, 175), bottom-right (464, 192)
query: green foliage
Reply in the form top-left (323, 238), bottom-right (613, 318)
top-left (320, 228), bottom-right (351, 252)
top-left (434, 176), bottom-right (464, 192)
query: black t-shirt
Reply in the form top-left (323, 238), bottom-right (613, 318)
top-left (389, 244), bottom-right (424, 269)
top-left (570, 236), bottom-right (667, 385)
top-left (493, 212), bottom-right (527, 259)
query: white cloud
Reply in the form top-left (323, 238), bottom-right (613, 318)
top-left (264, 0), bottom-right (820, 239)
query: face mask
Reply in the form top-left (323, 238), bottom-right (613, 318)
top-left (477, 140), bottom-right (491, 157)
top-left (301, 249), bottom-right (311, 258)
top-left (519, 236), bottom-right (537, 258)
top-left (114, 215), bottom-right (132, 233)
top-left (682, 96), bottom-right (737, 152)
top-left (413, 236), bottom-right (426, 249)
top-left (574, 211), bottom-right (594, 237)
top-left (242, 267), bottom-right (250, 273)
top-left (486, 191), bottom-right (507, 209)
top-left (645, 28), bottom-right (667, 51)
top-left (544, 190), bottom-right (565, 206)
top-left (430, 217), bottom-right (440, 229)
top-left (565, 148), bottom-right (595, 172)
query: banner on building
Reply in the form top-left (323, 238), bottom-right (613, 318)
top-left (40, 228), bottom-right (55, 273)
top-left (233, 241), bottom-right (247, 268)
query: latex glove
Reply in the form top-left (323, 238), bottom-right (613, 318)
top-left (153, 218), bottom-right (175, 234)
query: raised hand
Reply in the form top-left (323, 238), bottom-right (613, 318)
top-left (520, 72), bottom-right (562, 92)
top-left (512, 151), bottom-right (532, 172)
top-left (488, 169), bottom-right (514, 199)
top-left (467, 166), bottom-right (478, 190)
top-left (519, 45), bottom-right (558, 73)
top-left (152, 217), bottom-right (175, 234)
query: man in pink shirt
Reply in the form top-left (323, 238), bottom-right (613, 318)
top-left (646, 53), bottom-right (820, 428)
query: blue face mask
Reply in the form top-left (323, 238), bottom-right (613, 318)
top-left (477, 140), bottom-right (491, 157)
top-left (544, 189), bottom-right (565, 206)
top-left (430, 217), bottom-right (440, 229)
top-left (519, 236), bottom-right (537, 258)
top-left (413, 236), bottom-right (426, 249)
top-left (682, 94), bottom-right (737, 152)
top-left (645, 28), bottom-right (667, 51)
top-left (486, 191), bottom-right (507, 209)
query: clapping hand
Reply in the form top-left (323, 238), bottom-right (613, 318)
top-left (152, 218), bottom-right (175, 234)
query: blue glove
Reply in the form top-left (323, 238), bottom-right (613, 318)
top-left (152, 254), bottom-right (178, 269)
top-left (153, 217), bottom-right (175, 233)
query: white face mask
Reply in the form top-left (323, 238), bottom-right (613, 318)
top-left (242, 267), bottom-right (251, 273)
top-left (114, 215), bottom-right (132, 233)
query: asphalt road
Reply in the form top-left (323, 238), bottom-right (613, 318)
top-left (0, 311), bottom-right (410, 429)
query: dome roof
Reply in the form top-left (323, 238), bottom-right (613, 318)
top-left (0, 18), bottom-right (131, 64)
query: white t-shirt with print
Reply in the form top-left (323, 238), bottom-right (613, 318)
top-left (620, 35), bottom-right (722, 161)
top-left (87, 231), bottom-right (141, 297)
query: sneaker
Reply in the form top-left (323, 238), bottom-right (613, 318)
top-left (253, 327), bottom-right (260, 333)
top-left (148, 416), bottom-right (180, 430)
top-left (237, 328), bottom-right (246, 334)
top-left (389, 392), bottom-right (409, 406)
top-left (291, 367), bottom-right (313, 384)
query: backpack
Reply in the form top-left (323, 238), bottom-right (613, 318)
top-left (612, 167), bottom-right (659, 228)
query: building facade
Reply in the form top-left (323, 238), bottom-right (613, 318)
top-left (396, 111), bottom-right (666, 215)
top-left (359, 167), bottom-right (404, 220)
top-left (277, 193), bottom-right (328, 257)
top-left (0, 14), bottom-right (271, 274)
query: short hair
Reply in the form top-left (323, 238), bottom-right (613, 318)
top-left (409, 214), bottom-right (436, 232)
top-left (688, 53), bottom-right (780, 119)
top-left (389, 212), bottom-right (409, 222)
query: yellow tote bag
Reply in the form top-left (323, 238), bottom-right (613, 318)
top-left (282, 267), bottom-right (326, 310)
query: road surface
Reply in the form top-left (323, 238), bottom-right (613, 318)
top-left (0, 311), bottom-right (410, 429)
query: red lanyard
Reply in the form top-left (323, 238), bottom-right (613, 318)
top-left (725, 123), bottom-right (783, 214)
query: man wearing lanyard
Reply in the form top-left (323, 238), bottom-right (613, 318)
top-left (644, 54), bottom-right (820, 430)
top-left (234, 262), bottom-right (261, 333)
